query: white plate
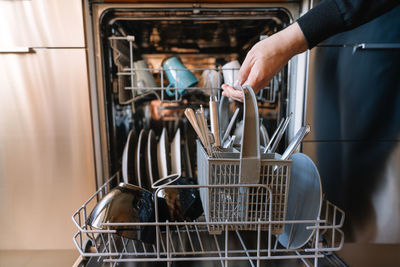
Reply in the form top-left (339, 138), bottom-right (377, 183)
top-left (146, 129), bottom-right (159, 186)
top-left (135, 129), bottom-right (146, 188)
top-left (122, 130), bottom-right (136, 184)
top-left (278, 153), bottom-right (322, 249)
top-left (260, 124), bottom-right (269, 147)
top-left (170, 128), bottom-right (181, 175)
top-left (157, 128), bottom-right (170, 179)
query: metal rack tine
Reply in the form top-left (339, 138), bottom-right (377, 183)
top-left (121, 237), bottom-right (128, 253)
top-left (184, 222), bottom-right (195, 252)
top-left (194, 223), bottom-right (204, 252)
top-left (131, 239), bottom-right (137, 253)
top-left (175, 224), bottom-right (185, 252)
top-left (167, 225), bottom-right (176, 253)
top-left (74, 170), bottom-right (345, 265)
top-left (235, 230), bottom-right (256, 267)
top-left (142, 241), bottom-right (148, 253)
top-left (159, 228), bottom-right (166, 254)
top-left (213, 234), bottom-right (225, 267)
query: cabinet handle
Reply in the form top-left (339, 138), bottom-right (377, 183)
top-left (0, 47), bottom-right (35, 54)
top-left (354, 43), bottom-right (400, 50)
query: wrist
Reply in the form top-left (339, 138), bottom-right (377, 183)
top-left (278, 22), bottom-right (308, 57)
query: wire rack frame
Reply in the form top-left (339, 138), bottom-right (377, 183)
top-left (109, 35), bottom-right (278, 103)
top-left (73, 174), bottom-right (345, 267)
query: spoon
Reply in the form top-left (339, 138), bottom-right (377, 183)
top-left (264, 118), bottom-right (284, 153)
top-left (269, 112), bottom-right (293, 153)
top-left (280, 125), bottom-right (311, 160)
top-left (184, 108), bottom-right (210, 154)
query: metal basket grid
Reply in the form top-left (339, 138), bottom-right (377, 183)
top-left (109, 36), bottom-right (278, 103)
top-left (197, 141), bottom-right (291, 234)
top-left (72, 174), bottom-right (345, 267)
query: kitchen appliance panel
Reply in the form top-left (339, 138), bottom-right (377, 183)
top-left (0, 0), bottom-right (85, 49)
top-left (305, 6), bottom-right (400, 142)
top-left (98, 0), bottom-right (294, 3)
top-left (0, 49), bottom-right (96, 249)
top-left (303, 141), bottom-right (400, 244)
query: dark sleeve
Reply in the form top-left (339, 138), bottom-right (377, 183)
top-left (297, 0), bottom-right (400, 48)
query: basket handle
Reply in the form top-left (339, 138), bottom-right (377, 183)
top-left (239, 85), bottom-right (261, 184)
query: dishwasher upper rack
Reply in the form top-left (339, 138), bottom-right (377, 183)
top-left (73, 174), bottom-right (345, 267)
top-left (109, 35), bottom-right (278, 103)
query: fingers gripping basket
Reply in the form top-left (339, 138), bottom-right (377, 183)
top-left (197, 85), bottom-right (291, 234)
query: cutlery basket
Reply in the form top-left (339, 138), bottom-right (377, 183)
top-left (197, 85), bottom-right (291, 234)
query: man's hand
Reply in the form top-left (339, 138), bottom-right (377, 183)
top-left (222, 22), bottom-right (308, 101)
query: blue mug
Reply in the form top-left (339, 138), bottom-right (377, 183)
top-left (162, 56), bottom-right (198, 97)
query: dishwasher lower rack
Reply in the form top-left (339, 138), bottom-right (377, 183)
top-left (73, 175), bottom-right (345, 267)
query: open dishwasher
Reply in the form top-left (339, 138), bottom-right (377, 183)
top-left (73, 2), bottom-right (345, 266)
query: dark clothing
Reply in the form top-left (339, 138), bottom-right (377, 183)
top-left (297, 0), bottom-right (399, 48)
top-left (311, 6), bottom-right (400, 240)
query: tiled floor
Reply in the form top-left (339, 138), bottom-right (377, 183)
top-left (1, 244), bottom-right (400, 267)
top-left (337, 243), bottom-right (400, 267)
top-left (0, 250), bottom-right (79, 267)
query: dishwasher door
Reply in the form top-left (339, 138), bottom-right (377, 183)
top-left (71, 2), bottom-right (348, 267)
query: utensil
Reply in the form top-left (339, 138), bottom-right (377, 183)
top-left (223, 135), bottom-right (236, 149)
top-left (185, 108), bottom-right (206, 148)
top-left (264, 118), bottom-right (284, 153)
top-left (269, 112), bottom-right (293, 153)
top-left (185, 108), bottom-right (212, 155)
top-left (209, 96), bottom-right (221, 147)
top-left (199, 105), bottom-right (214, 150)
top-left (271, 125), bottom-right (311, 173)
top-left (281, 125), bottom-right (311, 160)
top-left (195, 109), bottom-right (208, 145)
top-left (196, 106), bottom-right (214, 155)
top-left (122, 130), bottom-right (137, 184)
top-left (170, 128), bottom-right (182, 175)
top-left (157, 128), bottom-right (170, 179)
top-left (221, 107), bottom-right (240, 144)
top-left (145, 129), bottom-right (159, 186)
top-left (278, 153), bottom-right (322, 249)
top-left (87, 182), bottom-right (169, 244)
top-left (198, 105), bottom-right (222, 158)
top-left (218, 96), bottom-right (230, 140)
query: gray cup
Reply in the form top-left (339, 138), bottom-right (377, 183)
top-left (133, 60), bottom-right (157, 95)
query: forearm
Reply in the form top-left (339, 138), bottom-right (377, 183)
top-left (277, 22), bottom-right (309, 57)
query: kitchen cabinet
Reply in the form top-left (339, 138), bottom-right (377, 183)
top-left (0, 0), bottom-right (85, 48)
top-left (0, 48), bottom-right (95, 250)
top-left (0, 0), bottom-right (95, 251)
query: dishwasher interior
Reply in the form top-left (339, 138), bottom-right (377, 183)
top-left (73, 5), bottom-right (345, 266)
top-left (101, 8), bottom-right (291, 180)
